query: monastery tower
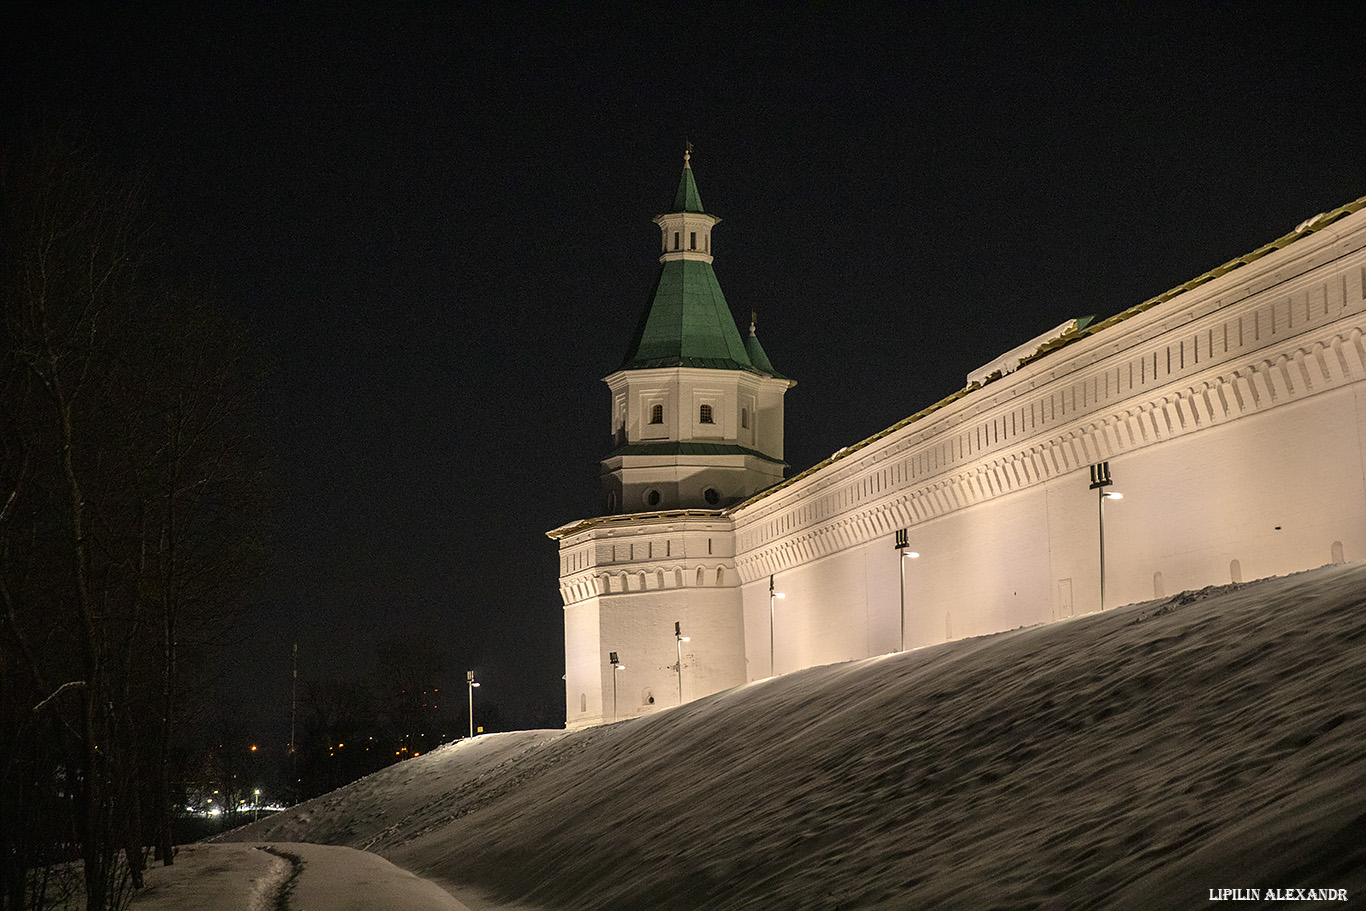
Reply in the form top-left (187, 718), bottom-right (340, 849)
top-left (549, 152), bottom-right (793, 728)
top-left (602, 148), bottom-right (792, 514)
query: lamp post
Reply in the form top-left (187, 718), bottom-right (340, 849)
top-left (673, 623), bottom-right (690, 704)
top-left (466, 671), bottom-right (480, 738)
top-left (768, 575), bottom-right (786, 676)
top-left (894, 528), bottom-right (920, 652)
top-left (1089, 461), bottom-right (1123, 611)
top-left (609, 651), bottom-right (625, 722)
top-left (253, 788), bottom-right (261, 822)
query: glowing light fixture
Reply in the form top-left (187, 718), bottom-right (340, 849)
top-left (1089, 462), bottom-right (1124, 610)
top-left (609, 651), bottom-right (626, 721)
top-left (769, 576), bottom-right (786, 676)
top-left (673, 623), bottom-right (691, 704)
top-left (467, 671), bottom-right (480, 739)
top-left (894, 528), bottom-right (921, 651)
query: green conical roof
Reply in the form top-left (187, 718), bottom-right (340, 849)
top-left (621, 259), bottom-right (754, 370)
top-left (673, 157), bottom-right (705, 213)
top-left (619, 156), bottom-right (784, 377)
top-left (744, 327), bottom-right (785, 379)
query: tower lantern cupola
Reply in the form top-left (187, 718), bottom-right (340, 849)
top-left (654, 147), bottom-right (721, 264)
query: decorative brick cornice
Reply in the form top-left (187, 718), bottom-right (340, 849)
top-left (734, 214), bottom-right (1366, 582)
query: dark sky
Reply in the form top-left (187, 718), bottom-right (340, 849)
top-left (5, 2), bottom-right (1363, 735)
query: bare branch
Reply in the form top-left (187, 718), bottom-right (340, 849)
top-left (32, 679), bottom-right (87, 714)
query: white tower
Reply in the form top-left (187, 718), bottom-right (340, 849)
top-left (548, 151), bottom-right (793, 728)
top-left (601, 148), bottom-right (793, 514)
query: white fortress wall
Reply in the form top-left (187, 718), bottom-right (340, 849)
top-left (562, 598), bottom-right (603, 725)
top-left (595, 584), bottom-right (744, 722)
top-left (556, 514), bottom-right (746, 728)
top-left (733, 204), bottom-right (1366, 679)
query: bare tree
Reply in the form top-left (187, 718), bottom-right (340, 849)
top-left (1, 133), bottom-right (271, 910)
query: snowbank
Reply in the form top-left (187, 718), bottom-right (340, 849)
top-left (218, 563), bottom-right (1366, 909)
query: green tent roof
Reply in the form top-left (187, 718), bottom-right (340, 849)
top-left (673, 163), bottom-right (704, 213)
top-left (621, 259), bottom-right (757, 370)
top-left (619, 160), bottom-right (787, 377)
top-left (743, 329), bottom-right (786, 380)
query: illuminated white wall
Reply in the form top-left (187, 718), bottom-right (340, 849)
top-left (597, 585), bottom-right (744, 722)
top-left (562, 599), bottom-right (602, 727)
top-left (557, 202), bottom-right (1366, 725)
top-left (553, 515), bottom-right (746, 729)
top-left (733, 204), bottom-right (1366, 681)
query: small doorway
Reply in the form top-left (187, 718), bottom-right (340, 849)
top-left (1056, 578), bottom-right (1073, 620)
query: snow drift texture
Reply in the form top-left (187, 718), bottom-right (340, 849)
top-left (220, 563), bottom-right (1366, 909)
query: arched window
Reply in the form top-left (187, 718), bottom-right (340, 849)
top-left (656, 569), bottom-right (665, 589)
top-left (675, 568), bottom-right (684, 588)
top-left (716, 566), bottom-right (725, 585)
top-left (699, 404), bottom-right (714, 424)
top-left (696, 567), bottom-right (706, 586)
top-left (637, 572), bottom-right (647, 590)
top-left (689, 231), bottom-right (696, 250)
top-left (650, 404), bottom-right (664, 424)
top-left (673, 232), bottom-right (679, 250)
top-left (580, 693), bottom-right (587, 713)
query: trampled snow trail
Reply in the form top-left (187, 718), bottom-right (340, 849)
top-left (219, 563), bottom-right (1366, 910)
top-left (131, 842), bottom-right (478, 911)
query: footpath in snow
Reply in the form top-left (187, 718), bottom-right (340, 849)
top-left (129, 842), bottom-right (477, 911)
top-left (213, 563), bottom-right (1366, 910)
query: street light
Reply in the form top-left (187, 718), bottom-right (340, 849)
top-left (1089, 461), bottom-right (1123, 611)
top-left (253, 788), bottom-right (261, 822)
top-left (466, 671), bottom-right (480, 738)
top-left (608, 651), bottom-right (625, 722)
top-left (768, 575), bottom-right (786, 676)
top-left (894, 528), bottom-right (920, 652)
top-left (673, 622), bottom-right (691, 705)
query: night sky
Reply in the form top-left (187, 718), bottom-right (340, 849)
top-left (6, 2), bottom-right (1362, 737)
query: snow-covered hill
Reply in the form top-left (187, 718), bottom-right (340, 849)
top-left (219, 564), bottom-right (1366, 909)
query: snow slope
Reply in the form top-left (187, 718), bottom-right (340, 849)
top-left (219, 563), bottom-right (1366, 909)
top-left (129, 842), bottom-right (478, 911)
